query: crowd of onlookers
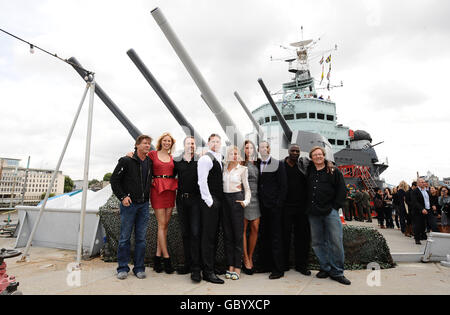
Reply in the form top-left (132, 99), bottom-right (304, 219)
top-left (343, 180), bottom-right (450, 245)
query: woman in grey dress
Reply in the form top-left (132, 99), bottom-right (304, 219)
top-left (241, 140), bottom-right (261, 274)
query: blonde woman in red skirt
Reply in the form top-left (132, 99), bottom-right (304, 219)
top-left (126, 132), bottom-right (178, 273)
top-left (149, 133), bottom-right (178, 273)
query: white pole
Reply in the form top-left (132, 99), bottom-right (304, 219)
top-left (20, 84), bottom-right (90, 261)
top-left (20, 156), bottom-right (31, 205)
top-left (76, 77), bottom-right (95, 266)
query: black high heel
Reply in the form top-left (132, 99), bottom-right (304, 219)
top-left (163, 257), bottom-right (174, 274)
top-left (242, 265), bottom-right (254, 275)
top-left (153, 256), bottom-right (163, 273)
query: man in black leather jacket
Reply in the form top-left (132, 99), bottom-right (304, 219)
top-left (110, 135), bottom-right (153, 280)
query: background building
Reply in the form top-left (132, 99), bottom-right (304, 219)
top-left (0, 157), bottom-right (64, 206)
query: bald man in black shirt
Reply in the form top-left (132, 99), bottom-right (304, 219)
top-left (282, 144), bottom-right (311, 276)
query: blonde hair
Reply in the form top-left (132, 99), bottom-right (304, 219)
top-left (309, 146), bottom-right (326, 158)
top-left (225, 145), bottom-right (242, 164)
top-left (398, 181), bottom-right (409, 191)
top-left (156, 132), bottom-right (176, 153)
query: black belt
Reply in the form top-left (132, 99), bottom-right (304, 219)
top-left (153, 175), bottom-right (175, 179)
top-left (180, 193), bottom-right (199, 199)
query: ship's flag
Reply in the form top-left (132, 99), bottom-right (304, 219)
top-left (326, 55), bottom-right (332, 63)
top-left (320, 65), bottom-right (324, 84)
top-left (327, 63), bottom-right (331, 80)
top-left (319, 56), bottom-right (324, 65)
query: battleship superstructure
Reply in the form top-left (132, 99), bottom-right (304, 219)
top-left (251, 39), bottom-right (350, 154)
top-left (248, 38), bottom-right (388, 193)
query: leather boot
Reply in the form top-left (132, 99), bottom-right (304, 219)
top-left (153, 256), bottom-right (163, 273)
top-left (163, 257), bottom-right (174, 274)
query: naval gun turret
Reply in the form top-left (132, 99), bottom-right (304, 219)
top-left (68, 57), bottom-right (143, 141)
top-left (151, 7), bottom-right (244, 148)
top-left (150, 8), bottom-right (334, 161)
top-left (126, 49), bottom-right (206, 147)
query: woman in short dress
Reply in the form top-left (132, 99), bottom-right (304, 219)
top-left (241, 140), bottom-right (261, 275)
top-left (148, 133), bottom-right (178, 273)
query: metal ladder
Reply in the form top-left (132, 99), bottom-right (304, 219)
top-left (358, 166), bottom-right (378, 198)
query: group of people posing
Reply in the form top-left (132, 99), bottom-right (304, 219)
top-left (110, 132), bottom-right (351, 285)
top-left (373, 180), bottom-right (450, 245)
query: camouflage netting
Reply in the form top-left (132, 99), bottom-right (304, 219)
top-left (99, 194), bottom-right (395, 271)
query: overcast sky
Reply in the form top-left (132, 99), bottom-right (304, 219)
top-left (1, 0), bottom-right (449, 186)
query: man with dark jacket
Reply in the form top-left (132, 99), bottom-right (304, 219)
top-left (282, 144), bottom-right (310, 276)
top-left (304, 146), bottom-right (350, 285)
top-left (110, 135), bottom-right (153, 280)
top-left (257, 141), bottom-right (287, 279)
top-left (410, 178), bottom-right (439, 244)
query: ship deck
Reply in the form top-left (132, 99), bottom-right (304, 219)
top-left (1, 211), bottom-right (449, 295)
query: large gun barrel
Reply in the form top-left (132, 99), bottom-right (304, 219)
top-left (151, 7), bottom-right (244, 147)
top-left (68, 57), bottom-right (143, 141)
top-left (126, 49), bottom-right (206, 147)
top-left (234, 91), bottom-right (264, 138)
top-left (257, 78), bottom-right (293, 144)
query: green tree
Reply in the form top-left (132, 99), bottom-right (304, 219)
top-left (103, 172), bottom-right (112, 182)
top-left (64, 176), bottom-right (74, 193)
top-left (41, 192), bottom-right (56, 200)
top-left (89, 179), bottom-right (100, 188)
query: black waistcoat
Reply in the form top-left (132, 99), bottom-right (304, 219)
top-left (205, 152), bottom-right (223, 198)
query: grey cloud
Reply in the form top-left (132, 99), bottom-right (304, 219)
top-left (366, 80), bottom-right (429, 109)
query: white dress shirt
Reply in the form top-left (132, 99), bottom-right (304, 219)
top-left (419, 187), bottom-right (431, 210)
top-left (260, 156), bottom-right (271, 174)
top-left (223, 163), bottom-right (251, 207)
top-left (198, 150), bottom-right (223, 207)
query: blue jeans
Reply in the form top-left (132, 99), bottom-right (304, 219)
top-left (308, 209), bottom-right (345, 277)
top-left (117, 201), bottom-right (150, 274)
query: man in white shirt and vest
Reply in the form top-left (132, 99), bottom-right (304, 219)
top-left (197, 133), bottom-right (225, 284)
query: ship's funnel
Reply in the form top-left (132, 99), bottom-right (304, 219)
top-left (258, 78), bottom-right (293, 145)
top-left (151, 7), bottom-right (244, 147)
top-left (126, 49), bottom-right (206, 147)
top-left (68, 57), bottom-right (145, 142)
top-left (234, 91), bottom-right (264, 139)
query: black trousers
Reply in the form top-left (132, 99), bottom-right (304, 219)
top-left (259, 203), bottom-right (284, 274)
top-left (177, 194), bottom-right (202, 271)
top-left (223, 192), bottom-right (245, 269)
top-left (398, 206), bottom-right (407, 233)
top-left (413, 211), bottom-right (439, 241)
top-left (200, 195), bottom-right (222, 274)
top-left (282, 205), bottom-right (311, 270)
top-left (384, 207), bottom-right (394, 228)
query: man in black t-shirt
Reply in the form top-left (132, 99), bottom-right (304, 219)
top-left (174, 136), bottom-right (202, 282)
top-left (282, 144), bottom-right (311, 276)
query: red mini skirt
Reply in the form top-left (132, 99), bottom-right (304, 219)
top-left (151, 188), bottom-right (176, 209)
